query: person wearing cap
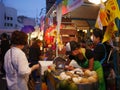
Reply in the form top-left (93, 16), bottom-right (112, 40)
top-left (65, 41), bottom-right (106, 90)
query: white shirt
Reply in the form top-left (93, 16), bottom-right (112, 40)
top-left (4, 47), bottom-right (31, 90)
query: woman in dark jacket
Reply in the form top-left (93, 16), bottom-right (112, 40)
top-left (29, 39), bottom-right (43, 82)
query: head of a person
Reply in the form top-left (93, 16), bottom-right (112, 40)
top-left (11, 30), bottom-right (28, 48)
top-left (32, 39), bottom-right (42, 48)
top-left (1, 33), bottom-right (8, 40)
top-left (92, 28), bottom-right (103, 45)
top-left (80, 39), bottom-right (86, 48)
top-left (66, 41), bottom-right (80, 56)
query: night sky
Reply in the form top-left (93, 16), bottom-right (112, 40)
top-left (3, 0), bottom-right (46, 18)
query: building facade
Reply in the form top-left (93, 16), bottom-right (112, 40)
top-left (0, 2), bottom-right (20, 30)
top-left (0, 1), bottom-right (36, 34)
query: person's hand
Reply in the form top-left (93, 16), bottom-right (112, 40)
top-left (34, 64), bottom-right (40, 69)
top-left (65, 65), bottom-right (74, 71)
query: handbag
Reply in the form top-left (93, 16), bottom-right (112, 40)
top-left (28, 74), bottom-right (36, 90)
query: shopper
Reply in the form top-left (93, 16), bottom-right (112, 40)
top-left (92, 28), bottom-right (116, 90)
top-left (92, 28), bottom-right (105, 63)
top-left (4, 30), bottom-right (40, 90)
top-left (65, 41), bottom-right (106, 90)
top-left (0, 33), bottom-right (10, 77)
top-left (29, 39), bottom-right (43, 82)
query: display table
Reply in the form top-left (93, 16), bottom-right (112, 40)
top-left (44, 71), bottom-right (99, 90)
top-left (38, 61), bottom-right (99, 90)
top-left (39, 61), bottom-right (53, 75)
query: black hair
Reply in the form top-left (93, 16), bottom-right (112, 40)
top-left (66, 41), bottom-right (80, 55)
top-left (1, 33), bottom-right (8, 39)
top-left (11, 30), bottom-right (28, 45)
top-left (93, 28), bottom-right (103, 41)
top-left (70, 41), bottom-right (80, 51)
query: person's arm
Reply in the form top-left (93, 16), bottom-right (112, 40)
top-left (83, 49), bottom-right (94, 71)
top-left (88, 57), bottom-right (94, 70)
top-left (65, 55), bottom-right (73, 65)
top-left (65, 55), bottom-right (76, 70)
top-left (66, 58), bottom-right (71, 65)
top-left (82, 58), bottom-right (94, 71)
top-left (31, 64), bottom-right (40, 72)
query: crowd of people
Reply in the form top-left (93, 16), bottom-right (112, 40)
top-left (65, 28), bottom-right (116, 90)
top-left (0, 28), bottom-right (116, 90)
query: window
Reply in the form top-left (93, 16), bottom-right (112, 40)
top-left (7, 23), bottom-right (9, 26)
top-left (4, 23), bottom-right (7, 26)
top-left (10, 17), bottom-right (13, 20)
top-left (10, 23), bottom-right (13, 27)
top-left (7, 17), bottom-right (9, 20)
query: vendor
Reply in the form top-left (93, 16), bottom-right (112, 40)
top-left (65, 41), bottom-right (106, 90)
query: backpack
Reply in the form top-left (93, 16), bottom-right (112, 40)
top-left (100, 42), bottom-right (113, 65)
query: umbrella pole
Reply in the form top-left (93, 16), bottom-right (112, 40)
top-left (28, 33), bottom-right (31, 45)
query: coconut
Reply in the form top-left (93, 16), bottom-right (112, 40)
top-left (88, 76), bottom-right (97, 83)
top-left (72, 77), bottom-right (80, 84)
top-left (80, 77), bottom-right (89, 83)
top-left (84, 70), bottom-right (92, 77)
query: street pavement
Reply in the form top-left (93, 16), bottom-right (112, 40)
top-left (0, 73), bottom-right (41, 90)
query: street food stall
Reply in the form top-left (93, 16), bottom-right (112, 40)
top-left (44, 0), bottom-right (120, 89)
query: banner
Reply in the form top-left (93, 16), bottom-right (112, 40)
top-left (102, 0), bottom-right (120, 43)
top-left (62, 0), bottom-right (84, 15)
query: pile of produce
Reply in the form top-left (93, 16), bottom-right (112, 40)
top-left (47, 64), bottom-right (98, 84)
top-left (45, 64), bottom-right (98, 90)
top-left (59, 68), bottom-right (98, 84)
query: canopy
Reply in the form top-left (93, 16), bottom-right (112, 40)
top-left (21, 25), bottom-right (35, 33)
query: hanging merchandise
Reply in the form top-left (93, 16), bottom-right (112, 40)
top-left (40, 16), bottom-right (45, 31)
top-left (62, 0), bottom-right (84, 15)
top-left (44, 25), bottom-right (56, 45)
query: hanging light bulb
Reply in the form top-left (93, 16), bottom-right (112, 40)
top-left (101, 0), bottom-right (107, 2)
top-left (88, 0), bottom-right (101, 4)
top-left (88, 0), bottom-right (107, 4)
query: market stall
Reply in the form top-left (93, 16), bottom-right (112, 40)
top-left (44, 0), bottom-right (120, 89)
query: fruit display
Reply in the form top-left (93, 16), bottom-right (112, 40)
top-left (45, 57), bottom-right (98, 90)
top-left (59, 68), bottom-right (98, 84)
top-left (47, 64), bottom-right (98, 84)
top-left (45, 65), bottom-right (98, 90)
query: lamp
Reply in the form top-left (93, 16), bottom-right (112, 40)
top-left (88, 0), bottom-right (107, 4)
